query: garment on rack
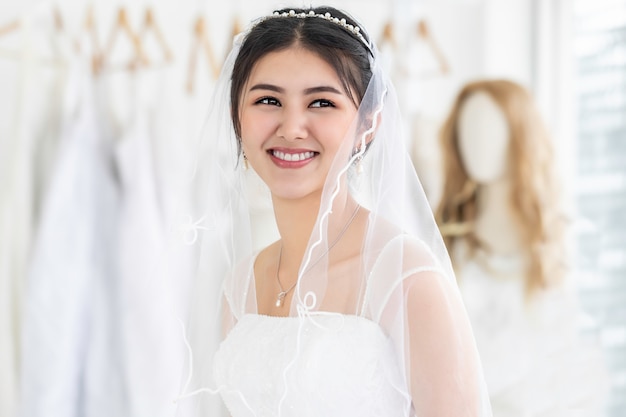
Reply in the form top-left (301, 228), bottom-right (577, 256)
top-left (0, 16), bottom-right (35, 417)
top-left (0, 10), bottom-right (70, 417)
top-left (113, 68), bottom-right (188, 417)
top-left (20, 50), bottom-right (124, 417)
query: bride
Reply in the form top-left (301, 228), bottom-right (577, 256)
top-left (174, 6), bottom-right (491, 417)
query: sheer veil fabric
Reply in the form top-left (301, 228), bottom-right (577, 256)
top-left (173, 8), bottom-right (491, 417)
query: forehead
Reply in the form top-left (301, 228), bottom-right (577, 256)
top-left (247, 47), bottom-right (343, 89)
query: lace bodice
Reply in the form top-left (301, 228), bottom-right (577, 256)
top-left (213, 313), bottom-right (410, 417)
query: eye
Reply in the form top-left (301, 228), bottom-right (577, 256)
top-left (255, 96), bottom-right (281, 106)
top-left (310, 99), bottom-right (335, 108)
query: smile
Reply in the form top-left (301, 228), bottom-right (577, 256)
top-left (270, 150), bottom-right (317, 161)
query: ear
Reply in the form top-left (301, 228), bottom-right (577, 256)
top-left (354, 111), bottom-right (382, 153)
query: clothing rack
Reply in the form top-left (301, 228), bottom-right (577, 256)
top-left (0, 5), bottom-right (451, 91)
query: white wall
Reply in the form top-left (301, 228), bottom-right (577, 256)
top-left (482, 0), bottom-right (533, 84)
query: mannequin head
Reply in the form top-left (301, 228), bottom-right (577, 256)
top-left (457, 91), bottom-right (510, 183)
top-left (436, 79), bottom-right (566, 294)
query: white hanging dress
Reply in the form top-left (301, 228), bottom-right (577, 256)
top-left (0, 15), bottom-right (36, 417)
top-left (0, 9), bottom-right (71, 416)
top-left (20, 49), bottom-right (123, 417)
top-left (114, 67), bottom-right (188, 417)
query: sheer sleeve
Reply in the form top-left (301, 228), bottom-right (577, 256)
top-left (404, 269), bottom-right (484, 416)
top-left (364, 235), bottom-right (491, 416)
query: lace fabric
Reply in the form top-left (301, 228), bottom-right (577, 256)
top-left (214, 314), bottom-right (408, 417)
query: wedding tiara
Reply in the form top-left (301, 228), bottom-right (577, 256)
top-left (265, 10), bottom-right (371, 51)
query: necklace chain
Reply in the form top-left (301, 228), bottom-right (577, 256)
top-left (275, 204), bottom-right (361, 308)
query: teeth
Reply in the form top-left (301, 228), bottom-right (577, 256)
top-left (272, 150), bottom-right (315, 161)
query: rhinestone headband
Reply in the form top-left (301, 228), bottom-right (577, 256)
top-left (266, 10), bottom-right (371, 51)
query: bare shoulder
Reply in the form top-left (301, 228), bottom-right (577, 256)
top-left (251, 240), bottom-right (281, 290)
top-left (254, 240), bottom-right (280, 271)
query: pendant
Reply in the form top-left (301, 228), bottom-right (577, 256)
top-left (276, 291), bottom-right (287, 307)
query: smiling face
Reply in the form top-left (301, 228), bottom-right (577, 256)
top-left (239, 46), bottom-right (359, 201)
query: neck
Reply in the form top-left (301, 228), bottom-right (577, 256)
top-left (474, 177), bottom-right (525, 256)
top-left (272, 189), bottom-right (353, 273)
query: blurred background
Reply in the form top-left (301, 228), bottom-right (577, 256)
top-left (0, 0), bottom-right (624, 416)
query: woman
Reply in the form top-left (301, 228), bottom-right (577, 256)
top-left (175, 6), bottom-right (491, 417)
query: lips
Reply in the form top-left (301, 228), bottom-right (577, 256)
top-left (268, 148), bottom-right (318, 167)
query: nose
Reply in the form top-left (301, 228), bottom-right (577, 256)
top-left (276, 106), bottom-right (308, 141)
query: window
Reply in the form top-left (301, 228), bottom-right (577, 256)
top-left (574, 1), bottom-right (626, 415)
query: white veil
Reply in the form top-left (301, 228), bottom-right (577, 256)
top-left (173, 7), bottom-right (491, 417)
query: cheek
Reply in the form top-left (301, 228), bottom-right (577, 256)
top-left (240, 110), bottom-right (278, 147)
top-left (319, 115), bottom-right (358, 155)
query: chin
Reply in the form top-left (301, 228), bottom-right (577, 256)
top-left (270, 183), bottom-right (322, 202)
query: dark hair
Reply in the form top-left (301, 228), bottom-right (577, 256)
top-left (230, 6), bottom-right (373, 153)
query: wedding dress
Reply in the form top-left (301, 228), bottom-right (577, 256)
top-left (212, 238), bottom-right (417, 417)
top-left (214, 313), bottom-right (408, 417)
top-left (206, 232), bottom-right (488, 417)
top-left (0, 16), bottom-right (36, 417)
top-left (20, 50), bottom-right (123, 417)
top-left (1, 9), bottom-right (69, 417)
top-left (114, 68), bottom-right (189, 417)
top-left (457, 247), bottom-right (608, 416)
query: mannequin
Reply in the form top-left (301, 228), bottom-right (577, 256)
top-left (437, 79), bottom-right (566, 295)
top-left (436, 79), bottom-right (607, 416)
top-left (456, 91), bottom-right (526, 259)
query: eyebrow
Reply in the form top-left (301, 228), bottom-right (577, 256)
top-left (249, 83), bottom-right (343, 95)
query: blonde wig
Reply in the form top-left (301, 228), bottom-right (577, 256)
top-left (436, 79), bottom-right (566, 296)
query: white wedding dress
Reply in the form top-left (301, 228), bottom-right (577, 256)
top-left (20, 48), bottom-right (125, 417)
top-left (457, 247), bottom-right (608, 416)
top-left (214, 313), bottom-right (409, 417)
top-left (113, 67), bottom-right (189, 417)
top-left (194, 228), bottom-right (496, 417)
top-left (209, 235), bottom-right (455, 417)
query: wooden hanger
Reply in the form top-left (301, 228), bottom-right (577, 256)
top-left (52, 6), bottom-right (63, 32)
top-left (136, 7), bottom-right (173, 66)
top-left (416, 18), bottom-right (450, 76)
top-left (0, 19), bottom-right (21, 61)
top-left (0, 6), bottom-right (67, 64)
top-left (79, 5), bottom-right (104, 73)
top-left (101, 7), bottom-right (147, 71)
top-left (47, 6), bottom-right (80, 66)
top-left (0, 3), bottom-right (67, 40)
top-left (378, 20), bottom-right (398, 50)
top-left (0, 20), bottom-right (19, 38)
top-left (186, 15), bottom-right (220, 93)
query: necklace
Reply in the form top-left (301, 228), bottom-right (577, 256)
top-left (274, 204), bottom-right (361, 308)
